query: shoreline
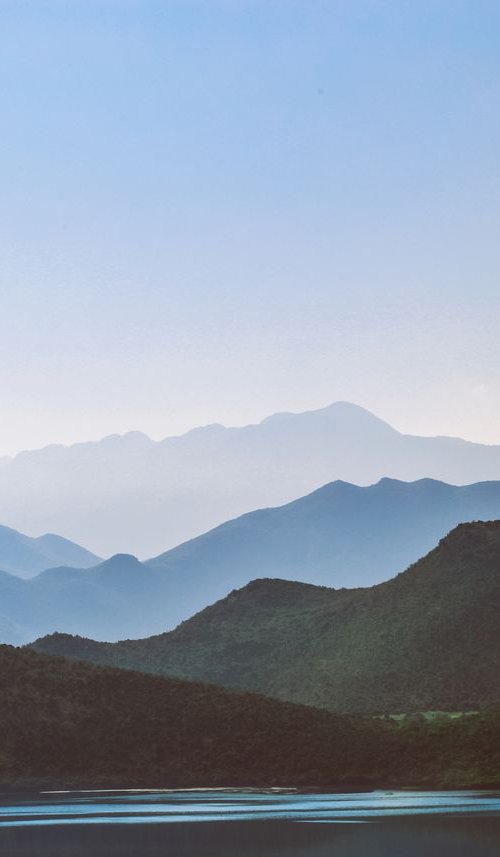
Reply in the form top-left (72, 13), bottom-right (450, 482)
top-left (2, 783), bottom-right (500, 797)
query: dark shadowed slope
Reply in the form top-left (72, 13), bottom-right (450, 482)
top-left (5, 644), bottom-right (500, 790)
top-left (0, 523), bottom-right (100, 579)
top-left (0, 644), bottom-right (365, 789)
top-left (3, 402), bottom-right (500, 556)
top-left (34, 522), bottom-right (500, 714)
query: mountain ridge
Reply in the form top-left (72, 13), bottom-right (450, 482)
top-left (0, 523), bottom-right (101, 579)
top-left (5, 400), bottom-right (499, 463)
top-left (5, 477), bottom-right (500, 643)
top-left (2, 402), bottom-right (391, 461)
top-left (3, 401), bottom-right (500, 556)
top-left (147, 476), bottom-right (500, 588)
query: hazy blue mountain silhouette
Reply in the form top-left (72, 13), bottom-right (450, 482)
top-left (2, 402), bottom-right (500, 556)
top-left (0, 523), bottom-right (100, 579)
top-left (149, 476), bottom-right (500, 588)
top-left (33, 521), bottom-right (500, 715)
top-left (5, 477), bottom-right (500, 643)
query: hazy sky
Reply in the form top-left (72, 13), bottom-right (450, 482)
top-left (1, 0), bottom-right (500, 455)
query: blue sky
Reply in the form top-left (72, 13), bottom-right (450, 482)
top-left (1, 0), bottom-right (499, 453)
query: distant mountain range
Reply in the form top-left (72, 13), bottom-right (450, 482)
top-left (150, 476), bottom-right (500, 588)
top-left (34, 521), bottom-right (500, 714)
top-left (5, 478), bottom-right (500, 644)
top-left (3, 401), bottom-right (500, 556)
top-left (0, 524), bottom-right (100, 579)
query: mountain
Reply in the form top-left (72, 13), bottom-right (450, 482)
top-left (149, 477), bottom-right (500, 588)
top-left (0, 643), bottom-right (365, 790)
top-left (0, 523), bottom-right (101, 579)
top-left (33, 522), bottom-right (500, 714)
top-left (3, 402), bottom-right (500, 556)
top-left (0, 555), bottom-right (172, 644)
top-left (7, 478), bottom-right (500, 643)
top-left (4, 644), bottom-right (500, 790)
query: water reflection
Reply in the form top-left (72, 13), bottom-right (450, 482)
top-left (1, 791), bottom-right (500, 857)
top-left (1, 788), bottom-right (500, 827)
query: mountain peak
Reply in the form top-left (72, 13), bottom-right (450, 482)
top-left (97, 553), bottom-right (142, 572)
top-left (260, 401), bottom-right (396, 433)
top-left (318, 401), bottom-right (397, 428)
top-left (0, 523), bottom-right (100, 579)
top-left (438, 519), bottom-right (500, 550)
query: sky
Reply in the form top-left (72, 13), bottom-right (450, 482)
top-left (1, 0), bottom-right (500, 455)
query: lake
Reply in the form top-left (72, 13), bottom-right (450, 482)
top-left (1, 788), bottom-right (500, 856)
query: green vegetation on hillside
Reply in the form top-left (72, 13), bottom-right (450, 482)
top-left (33, 522), bottom-right (500, 714)
top-left (3, 644), bottom-right (500, 790)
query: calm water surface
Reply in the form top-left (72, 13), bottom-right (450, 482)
top-left (1, 789), bottom-right (500, 856)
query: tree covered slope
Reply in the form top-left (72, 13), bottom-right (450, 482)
top-left (33, 522), bottom-right (500, 714)
top-left (4, 644), bottom-right (500, 790)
